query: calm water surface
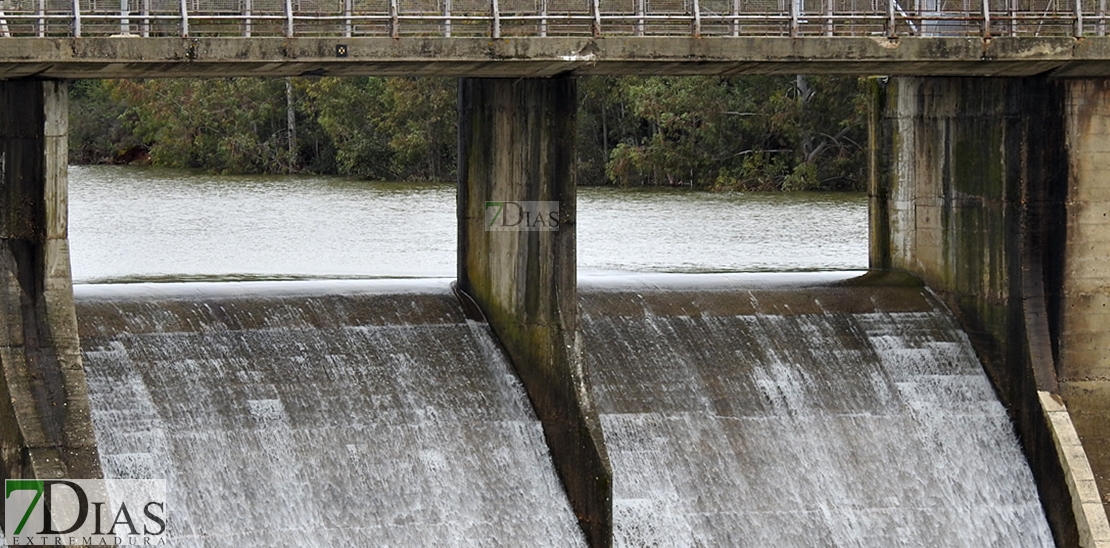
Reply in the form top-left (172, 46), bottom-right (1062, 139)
top-left (68, 165), bottom-right (867, 283)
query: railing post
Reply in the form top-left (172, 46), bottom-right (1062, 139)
top-left (591, 0), bottom-right (601, 37)
top-left (824, 0), bottom-right (832, 35)
top-left (121, 0), bottom-right (130, 34)
top-left (789, 0), bottom-right (799, 37)
top-left (37, 0), bottom-right (45, 37)
top-left (73, 0), bottom-right (82, 37)
top-left (636, 0), bottom-right (645, 35)
top-left (390, 0), bottom-right (399, 37)
top-left (540, 0), bottom-right (547, 36)
top-left (1006, 0), bottom-right (1013, 35)
top-left (344, 0), bottom-right (352, 36)
top-left (981, 0), bottom-right (991, 37)
top-left (244, 0), bottom-right (252, 36)
top-left (490, 0), bottom-right (499, 38)
top-left (179, 0), bottom-right (188, 37)
top-left (886, 0), bottom-right (895, 37)
top-left (730, 0), bottom-right (739, 35)
top-left (1099, 0), bottom-right (1105, 36)
top-left (343, 0), bottom-right (352, 36)
top-left (141, 0), bottom-right (150, 36)
top-left (1076, 0), bottom-right (1085, 36)
top-left (692, 0), bottom-right (701, 36)
top-left (285, 0), bottom-right (294, 37)
top-left (1008, 0), bottom-right (1015, 35)
top-left (442, 0), bottom-right (450, 36)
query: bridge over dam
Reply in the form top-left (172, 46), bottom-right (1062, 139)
top-left (7, 1), bottom-right (1110, 77)
top-left (0, 5), bottom-right (1110, 545)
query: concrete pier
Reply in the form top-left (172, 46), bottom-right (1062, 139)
top-left (456, 77), bottom-right (611, 547)
top-left (871, 76), bottom-right (1110, 546)
top-left (1061, 80), bottom-right (1110, 528)
top-left (0, 80), bottom-right (101, 480)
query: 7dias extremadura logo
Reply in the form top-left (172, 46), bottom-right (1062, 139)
top-left (485, 201), bottom-right (560, 231)
top-left (5, 479), bottom-right (166, 546)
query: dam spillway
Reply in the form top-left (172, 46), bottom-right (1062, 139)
top-left (74, 279), bottom-right (585, 546)
top-left (72, 273), bottom-right (1055, 545)
top-left (579, 273), bottom-right (1055, 546)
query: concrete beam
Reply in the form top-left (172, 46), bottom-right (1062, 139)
top-left (456, 77), bottom-right (611, 547)
top-left (6, 37), bottom-right (1110, 78)
top-left (0, 80), bottom-right (101, 481)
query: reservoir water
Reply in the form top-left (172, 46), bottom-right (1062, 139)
top-left (67, 165), bottom-right (868, 282)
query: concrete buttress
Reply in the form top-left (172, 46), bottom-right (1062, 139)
top-left (456, 77), bottom-right (612, 547)
top-left (0, 80), bottom-right (102, 481)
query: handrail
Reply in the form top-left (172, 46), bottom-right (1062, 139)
top-left (0, 0), bottom-right (1095, 39)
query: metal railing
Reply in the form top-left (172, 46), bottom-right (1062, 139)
top-left (0, 0), bottom-right (1101, 39)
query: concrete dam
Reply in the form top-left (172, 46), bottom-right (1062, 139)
top-left (73, 273), bottom-right (1053, 546)
top-left (2, 51), bottom-right (1110, 544)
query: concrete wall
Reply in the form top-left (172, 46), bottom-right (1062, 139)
top-left (456, 77), bottom-right (612, 547)
top-left (871, 76), bottom-right (1085, 546)
top-left (1062, 80), bottom-right (1110, 527)
top-left (1042, 391), bottom-right (1110, 547)
top-left (0, 80), bottom-right (101, 480)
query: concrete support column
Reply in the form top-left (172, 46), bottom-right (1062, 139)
top-left (1062, 80), bottom-right (1110, 523)
top-left (870, 76), bottom-right (1082, 545)
top-left (0, 80), bottom-right (101, 480)
top-left (457, 77), bottom-right (611, 547)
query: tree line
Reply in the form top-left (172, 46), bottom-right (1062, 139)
top-left (69, 75), bottom-right (868, 191)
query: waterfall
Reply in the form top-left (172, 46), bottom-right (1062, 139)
top-left (580, 273), bottom-right (1054, 547)
top-left (76, 279), bottom-right (583, 547)
top-left (75, 273), bottom-right (1055, 546)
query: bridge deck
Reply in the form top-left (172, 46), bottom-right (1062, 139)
top-left (1, 0), bottom-right (1110, 77)
top-left (5, 36), bottom-right (1110, 78)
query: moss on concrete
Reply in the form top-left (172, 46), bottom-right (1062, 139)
top-left (0, 80), bottom-right (102, 482)
top-left (457, 77), bottom-right (612, 547)
top-left (875, 76), bottom-right (1082, 547)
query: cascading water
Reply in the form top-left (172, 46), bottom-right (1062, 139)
top-left (580, 272), bottom-right (1055, 547)
top-left (75, 279), bottom-right (584, 547)
top-left (74, 272), bottom-right (1058, 545)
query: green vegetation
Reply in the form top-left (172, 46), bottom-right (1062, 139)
top-left (70, 75), bottom-right (867, 190)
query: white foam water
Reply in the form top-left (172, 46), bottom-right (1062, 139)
top-left (77, 281), bottom-right (584, 547)
top-left (581, 276), bottom-right (1054, 547)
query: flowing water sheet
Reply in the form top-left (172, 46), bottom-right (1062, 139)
top-left (76, 279), bottom-right (583, 547)
top-left (581, 272), bottom-right (1055, 547)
